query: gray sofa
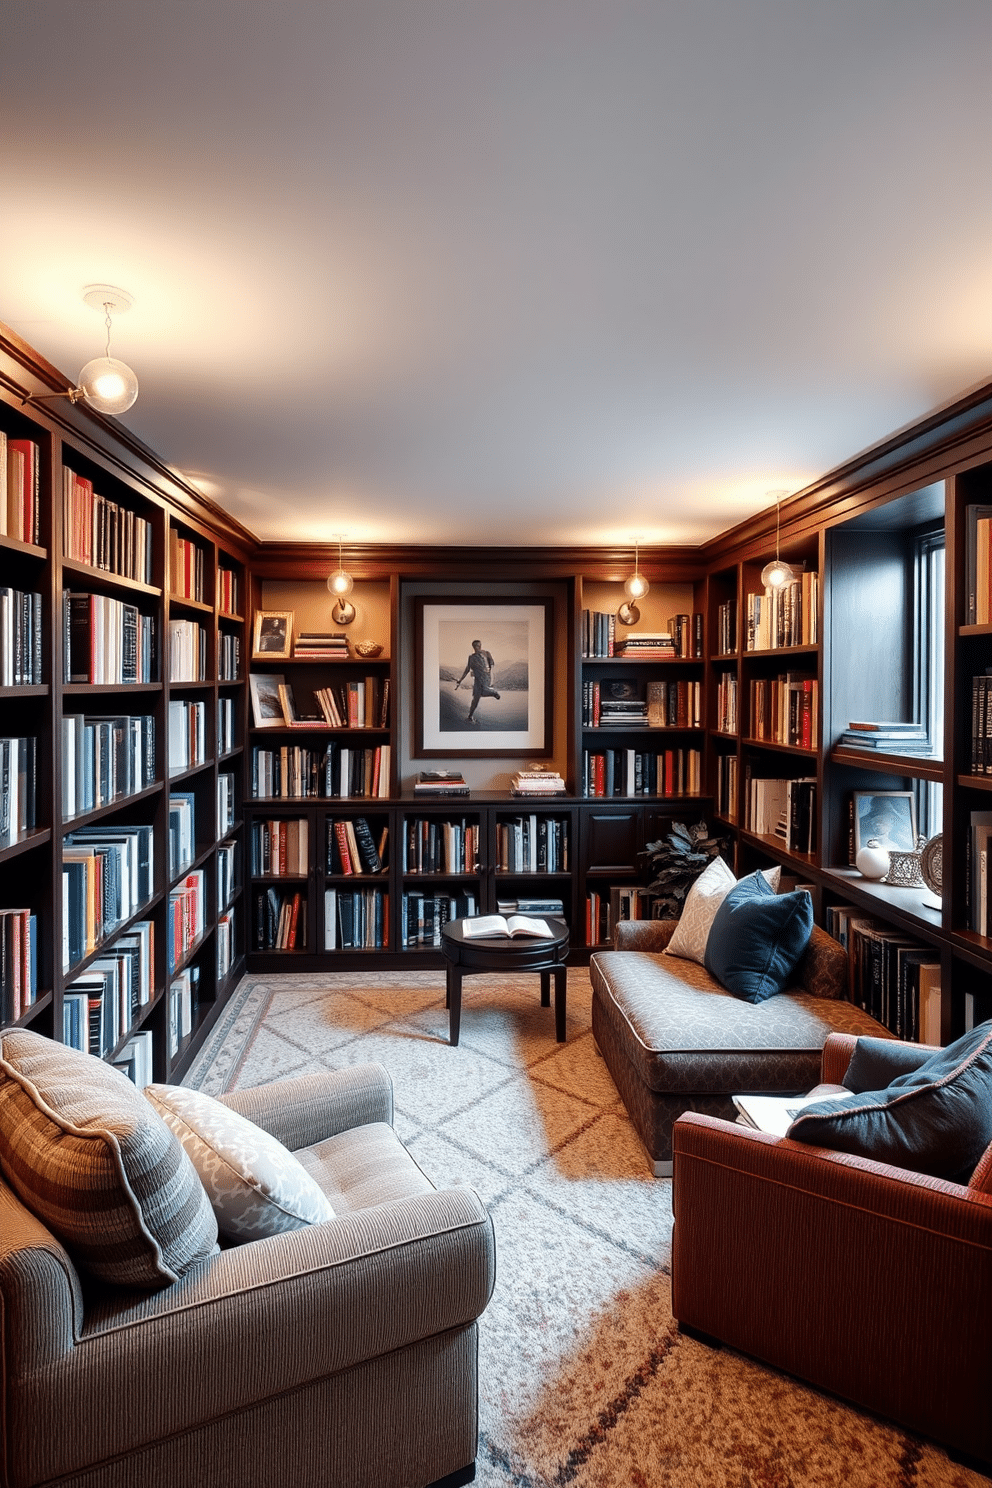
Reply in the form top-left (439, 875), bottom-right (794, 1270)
top-left (0, 1060), bottom-right (496, 1488)
top-left (591, 919), bottom-right (891, 1175)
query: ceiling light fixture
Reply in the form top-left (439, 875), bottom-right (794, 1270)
top-left (759, 491), bottom-right (796, 590)
top-left (618, 537), bottom-right (649, 625)
top-left (23, 286), bottom-right (139, 416)
top-left (326, 535), bottom-right (356, 624)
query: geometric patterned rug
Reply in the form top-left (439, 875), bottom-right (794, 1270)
top-left (184, 969), bottom-right (985, 1488)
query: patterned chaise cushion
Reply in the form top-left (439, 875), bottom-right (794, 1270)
top-left (0, 1029), bottom-right (217, 1288)
top-left (145, 1084), bottom-right (335, 1240)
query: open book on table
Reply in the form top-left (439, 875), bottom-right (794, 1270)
top-left (461, 914), bottom-right (555, 940)
top-left (732, 1086), bottom-right (850, 1138)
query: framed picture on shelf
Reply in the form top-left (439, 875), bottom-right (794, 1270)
top-left (249, 673), bottom-right (287, 728)
top-left (852, 791), bottom-right (917, 854)
top-left (252, 610), bottom-right (293, 660)
top-left (414, 597), bottom-right (553, 757)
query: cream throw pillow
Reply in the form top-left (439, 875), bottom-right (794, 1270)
top-left (665, 858), bottom-right (781, 965)
top-left (145, 1085), bottom-right (334, 1241)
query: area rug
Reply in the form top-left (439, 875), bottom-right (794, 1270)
top-left (184, 970), bottom-right (985, 1488)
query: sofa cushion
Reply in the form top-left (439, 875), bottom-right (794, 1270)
top-left (666, 858), bottom-right (781, 965)
top-left (704, 873), bottom-right (813, 1002)
top-left (788, 1020), bottom-right (992, 1182)
top-left (0, 1029), bottom-right (217, 1289)
top-left (146, 1084), bottom-right (335, 1240)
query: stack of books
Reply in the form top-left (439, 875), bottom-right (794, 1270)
top-left (414, 770), bottom-right (469, 796)
top-left (510, 768), bottom-right (567, 796)
top-left (598, 697), bottom-right (649, 727)
top-left (613, 632), bottom-right (677, 658)
top-left (837, 720), bottom-right (933, 755)
top-left (294, 632), bottom-right (349, 659)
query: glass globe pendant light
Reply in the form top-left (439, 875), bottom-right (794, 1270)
top-left (760, 491), bottom-right (796, 590)
top-left (624, 539), bottom-right (650, 601)
top-left (327, 535), bottom-right (356, 624)
top-left (21, 286), bottom-right (140, 416)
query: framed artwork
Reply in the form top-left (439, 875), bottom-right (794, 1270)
top-left (852, 791), bottom-right (917, 854)
top-left (415, 598), bottom-right (553, 757)
top-left (249, 672), bottom-right (287, 728)
top-left (252, 610), bottom-right (293, 660)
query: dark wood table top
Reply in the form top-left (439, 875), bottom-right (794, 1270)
top-left (441, 916), bottom-right (570, 968)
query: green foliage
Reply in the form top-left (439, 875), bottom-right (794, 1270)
top-left (640, 820), bottom-right (732, 920)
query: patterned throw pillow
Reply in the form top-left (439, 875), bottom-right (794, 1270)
top-left (665, 858), bottom-right (781, 965)
top-left (0, 1029), bottom-right (217, 1289)
top-left (145, 1085), bottom-right (335, 1240)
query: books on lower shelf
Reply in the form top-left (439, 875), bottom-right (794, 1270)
top-left (3, 434), bottom-right (41, 545)
top-left (111, 1029), bottom-right (154, 1088)
top-left (62, 828), bottom-right (155, 971)
top-left (217, 840), bottom-right (237, 911)
top-left (251, 742), bottom-right (390, 798)
top-left (745, 776), bottom-right (816, 853)
top-left (62, 467), bottom-right (152, 582)
top-left (217, 909), bottom-right (235, 980)
top-left (413, 770), bottom-right (468, 796)
top-left (62, 919), bottom-right (154, 1057)
top-left (168, 870), bottom-right (205, 972)
top-left (217, 773), bottom-right (235, 838)
top-left (251, 818), bottom-right (309, 876)
top-left (0, 736), bottom-right (37, 845)
top-left (402, 817), bottom-right (477, 874)
top-left (326, 817), bottom-right (386, 875)
top-left (496, 815), bottom-right (569, 872)
top-left (64, 591), bottom-right (155, 685)
top-left (750, 674), bottom-right (817, 748)
top-left (253, 886), bottom-right (306, 951)
top-left (169, 793), bottom-right (196, 879)
top-left (0, 588), bottom-right (42, 685)
top-left (585, 889), bottom-right (612, 946)
top-left (62, 716), bottom-right (153, 819)
top-left (324, 887), bottom-right (388, 949)
top-left (582, 746), bottom-right (701, 797)
top-left (496, 896), bottom-right (565, 915)
top-left (716, 752), bottom-right (738, 821)
top-left (609, 885), bottom-right (651, 927)
top-left (825, 906), bottom-right (941, 1042)
top-left (401, 890), bottom-right (477, 947)
top-left (218, 696), bottom-right (235, 756)
top-left (169, 699), bottom-right (206, 774)
top-left (745, 573), bottom-right (818, 649)
top-left (168, 966), bottom-right (201, 1055)
top-left (168, 619), bottom-right (207, 682)
top-left (0, 908), bottom-right (38, 1022)
top-left (969, 810), bottom-right (992, 934)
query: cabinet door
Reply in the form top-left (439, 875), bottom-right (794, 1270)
top-left (582, 809), bottom-right (641, 873)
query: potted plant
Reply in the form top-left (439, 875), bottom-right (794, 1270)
top-left (640, 820), bottom-right (732, 920)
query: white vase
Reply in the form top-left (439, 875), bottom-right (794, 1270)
top-left (856, 839), bottom-right (891, 881)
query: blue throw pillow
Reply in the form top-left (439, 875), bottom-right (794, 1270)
top-left (788, 1020), bottom-right (992, 1183)
top-left (703, 871), bottom-right (813, 1003)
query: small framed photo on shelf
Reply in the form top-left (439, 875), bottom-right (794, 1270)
top-left (853, 791), bottom-right (917, 854)
top-left (252, 610), bottom-right (293, 660)
top-left (250, 673), bottom-right (287, 728)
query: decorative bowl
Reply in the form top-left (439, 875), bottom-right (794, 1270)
top-left (354, 640), bottom-right (383, 658)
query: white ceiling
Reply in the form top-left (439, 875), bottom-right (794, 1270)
top-left (3, 1), bottom-right (992, 549)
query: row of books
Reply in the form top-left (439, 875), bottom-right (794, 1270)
top-left (715, 599), bottom-right (736, 656)
top-left (0, 908), bottom-right (38, 1023)
top-left (581, 609), bottom-right (618, 658)
top-left (582, 679), bottom-right (702, 729)
top-left (218, 696), bottom-right (236, 756)
top-left (581, 747), bottom-right (702, 798)
top-left (613, 632), bottom-right (684, 659)
top-left (258, 676), bottom-right (390, 730)
top-left (168, 966), bottom-right (200, 1056)
top-left (970, 674), bottom-right (992, 774)
top-left (251, 818), bottom-right (310, 877)
top-left (62, 920), bottom-right (154, 1058)
top-left (0, 736), bottom-right (38, 846)
top-left (169, 793), bottom-right (196, 879)
top-left (112, 1028), bottom-right (154, 1088)
top-left (745, 573), bottom-right (819, 650)
top-left (614, 614), bottom-right (702, 659)
top-left (253, 887), bottom-right (306, 950)
top-left (218, 633), bottom-right (241, 682)
top-left (715, 752), bottom-right (738, 822)
top-left (968, 810), bottom-right (992, 935)
top-left (401, 890), bottom-right (478, 947)
top-left (250, 743), bottom-right (390, 799)
top-left (170, 532), bottom-right (206, 602)
top-left (0, 588), bottom-right (43, 685)
top-left (64, 591), bottom-right (155, 685)
top-left (745, 776), bottom-right (817, 853)
top-left (62, 715), bottom-right (154, 819)
top-left (217, 908), bottom-right (236, 981)
top-left (217, 568), bottom-right (239, 615)
top-left (324, 888), bottom-right (387, 949)
top-left (402, 816), bottom-right (479, 875)
top-left (750, 674), bottom-right (818, 749)
top-left (327, 817), bottom-right (386, 875)
top-left (169, 700), bottom-right (206, 775)
top-left (2, 434), bottom-right (41, 545)
top-left (495, 896), bottom-right (565, 916)
top-left (168, 869), bottom-right (205, 972)
top-left (496, 816), bottom-right (569, 873)
top-left (217, 772), bottom-right (236, 839)
top-left (585, 889), bottom-right (612, 946)
top-left (965, 503), bottom-right (992, 624)
top-left (217, 841), bottom-right (237, 912)
top-left (825, 906), bottom-right (940, 1043)
top-left (168, 619), bottom-right (208, 682)
top-left (61, 826), bottom-right (155, 970)
top-left (63, 468), bottom-right (153, 582)
top-left (715, 673), bottom-right (738, 733)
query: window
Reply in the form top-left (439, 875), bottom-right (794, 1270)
top-left (914, 526), bottom-right (944, 838)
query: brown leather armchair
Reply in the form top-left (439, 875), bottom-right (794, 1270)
top-left (671, 1032), bottom-right (992, 1466)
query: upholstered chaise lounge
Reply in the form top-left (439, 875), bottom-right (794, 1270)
top-left (0, 1035), bottom-right (496, 1488)
top-left (591, 917), bottom-right (891, 1175)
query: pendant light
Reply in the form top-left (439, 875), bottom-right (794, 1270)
top-left (326, 535), bottom-right (356, 624)
top-left (618, 538), bottom-right (649, 625)
top-left (23, 286), bottom-right (139, 415)
top-left (760, 491), bottom-right (796, 590)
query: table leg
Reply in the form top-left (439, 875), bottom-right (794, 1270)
top-left (540, 970), bottom-right (551, 1007)
top-left (448, 965), bottom-right (463, 1046)
top-left (553, 966), bottom-right (567, 1042)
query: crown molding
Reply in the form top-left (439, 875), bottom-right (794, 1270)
top-left (250, 541), bottom-right (709, 582)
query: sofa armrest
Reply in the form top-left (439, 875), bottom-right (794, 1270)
top-left (217, 1064), bottom-right (393, 1148)
top-left (16, 1188), bottom-right (494, 1484)
top-left (0, 1179), bottom-right (85, 1370)
top-left (612, 919), bottom-right (677, 951)
top-left (671, 1113), bottom-right (992, 1462)
top-left (819, 1032), bottom-right (859, 1085)
top-left (793, 923), bottom-right (848, 999)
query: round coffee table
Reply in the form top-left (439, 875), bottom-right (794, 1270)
top-left (440, 916), bottom-right (570, 1046)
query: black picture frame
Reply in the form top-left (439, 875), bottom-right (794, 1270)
top-left (415, 597), bottom-right (553, 758)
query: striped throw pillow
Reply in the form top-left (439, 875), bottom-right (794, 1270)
top-left (0, 1029), bottom-right (217, 1289)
